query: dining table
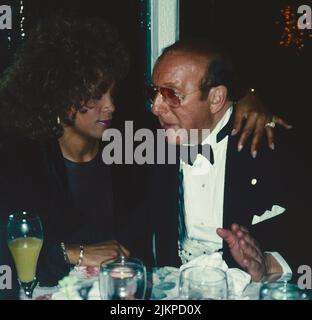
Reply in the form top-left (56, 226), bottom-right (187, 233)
top-left (20, 266), bottom-right (262, 300)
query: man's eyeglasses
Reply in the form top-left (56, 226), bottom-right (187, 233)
top-left (146, 85), bottom-right (201, 108)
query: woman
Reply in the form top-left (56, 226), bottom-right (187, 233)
top-left (0, 16), bottom-right (287, 286)
top-left (0, 16), bottom-right (136, 286)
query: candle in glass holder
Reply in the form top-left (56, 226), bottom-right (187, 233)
top-left (109, 267), bottom-right (137, 300)
top-left (110, 267), bottom-right (135, 279)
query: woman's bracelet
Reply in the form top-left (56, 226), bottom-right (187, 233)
top-left (76, 245), bottom-right (84, 267)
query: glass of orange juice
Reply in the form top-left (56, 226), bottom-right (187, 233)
top-left (7, 211), bottom-right (43, 299)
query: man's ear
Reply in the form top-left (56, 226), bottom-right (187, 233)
top-left (207, 85), bottom-right (228, 114)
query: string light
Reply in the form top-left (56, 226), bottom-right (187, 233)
top-left (7, 31), bottom-right (11, 50)
top-left (20, 0), bottom-right (25, 39)
top-left (276, 5), bottom-right (311, 54)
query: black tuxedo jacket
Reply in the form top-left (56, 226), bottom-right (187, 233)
top-left (145, 127), bottom-right (311, 277)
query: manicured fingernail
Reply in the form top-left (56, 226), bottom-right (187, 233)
top-left (270, 143), bottom-right (275, 150)
top-left (252, 151), bottom-right (257, 159)
top-left (231, 129), bottom-right (237, 136)
top-left (238, 144), bottom-right (244, 152)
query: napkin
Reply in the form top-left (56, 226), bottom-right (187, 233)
top-left (180, 252), bottom-right (251, 299)
top-left (52, 267), bottom-right (100, 300)
top-left (153, 267), bottom-right (180, 285)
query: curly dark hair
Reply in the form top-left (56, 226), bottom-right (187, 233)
top-left (0, 16), bottom-right (129, 140)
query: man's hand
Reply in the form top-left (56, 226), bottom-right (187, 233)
top-left (233, 90), bottom-right (292, 158)
top-left (217, 224), bottom-right (281, 282)
top-left (66, 240), bottom-right (130, 267)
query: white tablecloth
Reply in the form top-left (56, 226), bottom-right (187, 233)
top-left (23, 266), bottom-right (261, 300)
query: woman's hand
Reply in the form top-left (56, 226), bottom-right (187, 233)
top-left (233, 90), bottom-right (292, 158)
top-left (66, 240), bottom-right (130, 267)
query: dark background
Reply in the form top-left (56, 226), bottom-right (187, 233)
top-left (0, 0), bottom-right (147, 124)
top-left (0, 0), bottom-right (311, 128)
top-left (180, 0), bottom-right (312, 129)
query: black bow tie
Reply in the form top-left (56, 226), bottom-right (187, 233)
top-left (178, 104), bottom-right (237, 166)
top-left (180, 144), bottom-right (214, 166)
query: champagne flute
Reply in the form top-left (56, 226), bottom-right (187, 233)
top-left (7, 211), bottom-right (43, 299)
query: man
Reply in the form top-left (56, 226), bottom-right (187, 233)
top-left (147, 39), bottom-right (310, 281)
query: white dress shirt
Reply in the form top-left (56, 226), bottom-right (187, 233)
top-left (179, 106), bottom-right (292, 275)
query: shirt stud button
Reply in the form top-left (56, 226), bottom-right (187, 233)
top-left (202, 184), bottom-right (206, 188)
top-left (251, 179), bottom-right (257, 185)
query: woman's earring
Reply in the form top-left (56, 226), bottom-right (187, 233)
top-left (57, 116), bottom-right (61, 125)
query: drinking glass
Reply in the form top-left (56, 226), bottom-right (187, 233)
top-left (260, 272), bottom-right (310, 300)
top-left (179, 266), bottom-right (228, 300)
top-left (7, 211), bottom-right (43, 299)
top-left (99, 256), bottom-right (146, 300)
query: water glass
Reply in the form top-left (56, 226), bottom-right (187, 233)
top-left (179, 266), bottom-right (228, 300)
top-left (260, 273), bottom-right (310, 300)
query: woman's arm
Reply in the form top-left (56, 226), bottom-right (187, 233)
top-left (65, 240), bottom-right (130, 267)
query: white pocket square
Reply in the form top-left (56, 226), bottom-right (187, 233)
top-left (251, 205), bottom-right (286, 225)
